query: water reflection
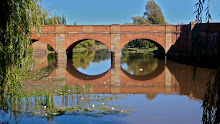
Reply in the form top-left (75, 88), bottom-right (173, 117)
top-left (1, 50), bottom-right (219, 123)
top-left (121, 53), bottom-right (158, 76)
top-left (29, 51), bottom-right (212, 98)
top-left (72, 49), bottom-right (111, 75)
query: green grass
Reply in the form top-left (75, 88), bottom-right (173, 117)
top-left (72, 47), bottom-right (87, 52)
top-left (123, 47), bottom-right (158, 53)
top-left (95, 45), bottom-right (108, 50)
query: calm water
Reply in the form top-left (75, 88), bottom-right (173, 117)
top-left (0, 49), bottom-right (218, 124)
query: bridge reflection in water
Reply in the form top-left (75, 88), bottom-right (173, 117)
top-left (28, 52), bottom-right (210, 102)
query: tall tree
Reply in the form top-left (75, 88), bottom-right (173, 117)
top-left (125, 0), bottom-right (166, 25)
top-left (144, 0), bottom-right (166, 24)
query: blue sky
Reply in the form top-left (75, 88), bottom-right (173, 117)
top-left (43, 0), bottom-right (220, 25)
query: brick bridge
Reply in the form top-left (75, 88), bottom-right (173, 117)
top-left (31, 22), bottom-right (220, 67)
top-left (31, 23), bottom-right (189, 63)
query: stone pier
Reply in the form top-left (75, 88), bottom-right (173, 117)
top-left (110, 24), bottom-right (121, 94)
top-left (55, 59), bottom-right (66, 86)
top-left (55, 25), bottom-right (67, 62)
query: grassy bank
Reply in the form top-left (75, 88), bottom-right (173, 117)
top-left (122, 47), bottom-right (158, 53)
top-left (73, 44), bottom-right (108, 52)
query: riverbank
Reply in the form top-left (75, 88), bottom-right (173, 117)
top-left (122, 47), bottom-right (158, 53)
top-left (72, 44), bottom-right (108, 52)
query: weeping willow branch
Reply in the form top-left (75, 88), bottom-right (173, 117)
top-left (0, 0), bottom-right (48, 96)
top-left (195, 0), bottom-right (211, 23)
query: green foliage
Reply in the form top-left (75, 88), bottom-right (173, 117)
top-left (74, 40), bottom-right (95, 49)
top-left (1, 83), bottom-right (135, 119)
top-left (124, 39), bottom-right (156, 49)
top-left (93, 49), bottom-right (111, 62)
top-left (0, 0), bottom-right (47, 95)
top-left (125, 0), bottom-right (166, 25)
top-left (145, 93), bottom-right (158, 101)
top-left (131, 16), bottom-right (151, 25)
top-left (47, 44), bottom-right (55, 51)
top-left (144, 0), bottom-right (166, 24)
top-left (43, 14), bottom-right (66, 25)
top-left (0, 1), bottom-right (67, 118)
top-left (47, 53), bottom-right (56, 66)
top-left (72, 50), bottom-right (95, 69)
top-left (72, 40), bottom-right (110, 69)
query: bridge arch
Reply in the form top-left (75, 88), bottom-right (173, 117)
top-left (31, 39), bottom-right (56, 53)
top-left (120, 34), bottom-right (166, 51)
top-left (65, 38), bottom-right (110, 52)
top-left (31, 39), bottom-right (56, 51)
top-left (121, 38), bottom-right (165, 54)
top-left (65, 34), bottom-right (111, 52)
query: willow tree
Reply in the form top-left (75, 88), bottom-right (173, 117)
top-left (0, 0), bottom-right (47, 94)
top-left (195, 0), bottom-right (211, 23)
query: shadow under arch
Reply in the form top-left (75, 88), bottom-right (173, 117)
top-left (66, 59), bottom-right (111, 80)
top-left (121, 59), bottom-right (165, 81)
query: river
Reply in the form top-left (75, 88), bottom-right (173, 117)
top-left (0, 48), bottom-right (218, 124)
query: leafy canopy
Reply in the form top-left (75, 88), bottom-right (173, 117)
top-left (144, 0), bottom-right (166, 24)
top-left (125, 0), bottom-right (166, 25)
top-left (0, 0), bottom-right (66, 94)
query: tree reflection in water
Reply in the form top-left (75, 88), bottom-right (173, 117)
top-left (72, 49), bottom-right (111, 69)
top-left (0, 52), bottom-right (133, 123)
top-left (0, 85), bottom-right (134, 123)
top-left (202, 70), bottom-right (220, 124)
top-left (121, 52), bottom-right (158, 76)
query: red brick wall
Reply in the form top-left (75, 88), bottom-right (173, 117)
top-left (30, 23), bottom-right (220, 55)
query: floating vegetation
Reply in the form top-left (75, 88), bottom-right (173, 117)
top-left (27, 94), bottom-right (135, 118)
top-left (1, 83), bottom-right (135, 119)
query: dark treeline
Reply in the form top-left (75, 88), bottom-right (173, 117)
top-left (43, 15), bottom-right (66, 25)
top-left (74, 39), bottom-right (95, 49)
top-left (124, 39), bottom-right (156, 49)
top-left (94, 49), bottom-right (111, 62)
